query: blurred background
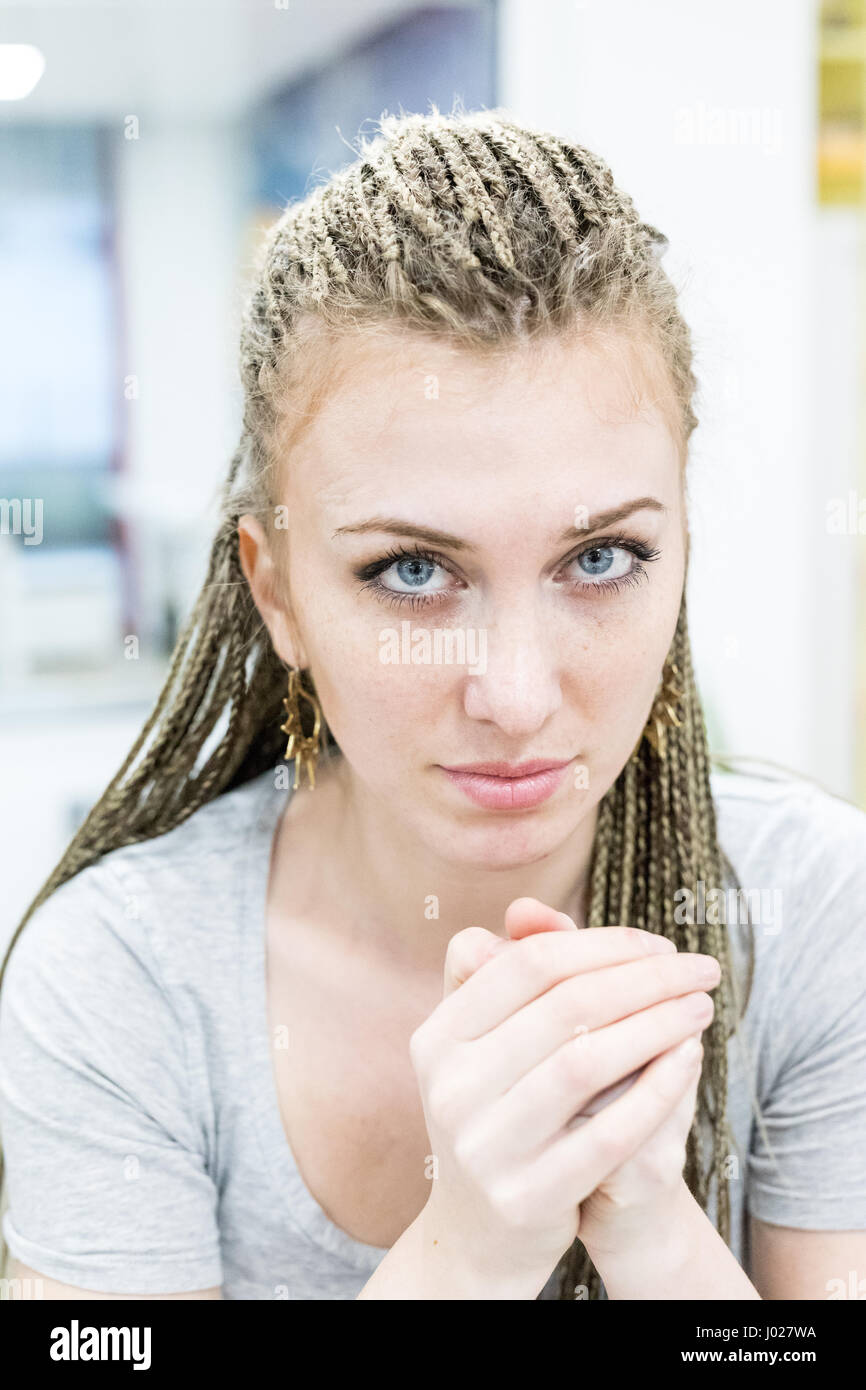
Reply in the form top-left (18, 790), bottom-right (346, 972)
top-left (1, 0), bottom-right (863, 950)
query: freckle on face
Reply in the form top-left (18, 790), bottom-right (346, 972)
top-left (271, 328), bottom-right (686, 868)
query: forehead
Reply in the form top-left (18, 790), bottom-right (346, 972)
top-left (277, 323), bottom-right (682, 519)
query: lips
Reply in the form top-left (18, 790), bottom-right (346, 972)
top-left (439, 758), bottom-right (572, 777)
top-left (438, 758), bottom-right (574, 810)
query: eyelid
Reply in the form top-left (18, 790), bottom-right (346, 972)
top-left (360, 531), bottom-right (654, 573)
top-left (354, 542), bottom-right (458, 582)
top-left (353, 533), bottom-right (660, 605)
top-left (565, 529), bottom-right (659, 558)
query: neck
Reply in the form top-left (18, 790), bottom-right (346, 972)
top-left (273, 751), bottom-right (599, 977)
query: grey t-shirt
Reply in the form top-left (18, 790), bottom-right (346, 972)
top-left (1, 765), bottom-right (865, 1299)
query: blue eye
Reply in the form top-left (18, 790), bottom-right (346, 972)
top-left (352, 534), bottom-right (661, 610)
top-left (389, 555), bottom-right (440, 590)
top-left (574, 545), bottom-right (634, 583)
top-left (354, 544), bottom-right (457, 610)
top-left (380, 553), bottom-right (451, 596)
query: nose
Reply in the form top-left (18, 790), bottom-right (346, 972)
top-left (461, 605), bottom-right (563, 738)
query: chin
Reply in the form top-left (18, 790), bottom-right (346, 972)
top-left (434, 806), bottom-right (590, 869)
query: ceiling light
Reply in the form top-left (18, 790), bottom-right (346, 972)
top-left (0, 44), bottom-right (46, 101)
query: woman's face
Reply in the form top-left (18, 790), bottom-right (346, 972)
top-left (241, 326), bottom-right (687, 871)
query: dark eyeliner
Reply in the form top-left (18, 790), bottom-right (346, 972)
top-left (352, 541), bottom-right (446, 586)
top-left (352, 542), bottom-right (457, 608)
top-left (566, 530), bottom-right (662, 568)
top-left (351, 532), bottom-right (661, 606)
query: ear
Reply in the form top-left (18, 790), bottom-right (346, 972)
top-left (237, 514), bottom-right (306, 669)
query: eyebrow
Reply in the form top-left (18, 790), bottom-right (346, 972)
top-left (332, 497), bottom-right (667, 551)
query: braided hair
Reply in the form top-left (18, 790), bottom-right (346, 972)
top-left (0, 104), bottom-right (755, 1298)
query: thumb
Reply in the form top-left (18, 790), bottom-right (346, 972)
top-left (442, 926), bottom-right (510, 997)
top-left (504, 895), bottom-right (580, 941)
top-left (443, 896), bottom-right (580, 998)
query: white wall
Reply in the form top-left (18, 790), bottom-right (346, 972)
top-left (112, 121), bottom-right (248, 646)
top-left (498, 0), bottom-right (855, 796)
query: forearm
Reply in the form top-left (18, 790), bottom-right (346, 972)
top-left (584, 1181), bottom-right (762, 1300)
top-left (356, 1204), bottom-right (550, 1300)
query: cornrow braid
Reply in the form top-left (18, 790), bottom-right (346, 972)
top-left (0, 103), bottom-right (756, 1300)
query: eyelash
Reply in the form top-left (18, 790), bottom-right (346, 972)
top-left (352, 533), bottom-right (662, 611)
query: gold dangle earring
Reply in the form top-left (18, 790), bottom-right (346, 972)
top-left (279, 666), bottom-right (323, 790)
top-left (643, 658), bottom-right (685, 759)
top-left (630, 658), bottom-right (685, 762)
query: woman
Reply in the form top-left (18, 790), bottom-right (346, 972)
top-left (1, 106), bottom-right (865, 1301)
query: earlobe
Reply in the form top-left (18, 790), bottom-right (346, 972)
top-left (237, 514), bottom-right (305, 668)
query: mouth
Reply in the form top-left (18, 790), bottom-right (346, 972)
top-left (437, 757), bottom-right (574, 810)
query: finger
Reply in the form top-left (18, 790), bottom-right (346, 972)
top-left (504, 896), bottom-right (579, 941)
top-left (571, 1033), bottom-right (702, 1147)
top-left (475, 990), bottom-right (714, 1162)
top-left (628, 1046), bottom-right (701, 1148)
top-left (527, 1034), bottom-right (706, 1214)
top-left (442, 926), bottom-right (511, 997)
top-left (440, 925), bottom-right (677, 1039)
top-left (469, 949), bottom-right (720, 1091)
top-left (577, 1036), bottom-right (703, 1182)
top-left (575, 1023), bottom-right (706, 1128)
top-left (442, 899), bottom-right (575, 1000)
top-left (622, 1031), bottom-right (703, 1147)
top-left (569, 1065), bottom-right (646, 1122)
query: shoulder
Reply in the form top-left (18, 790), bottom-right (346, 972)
top-left (711, 770), bottom-right (866, 1230)
top-left (711, 761), bottom-right (866, 857)
top-left (710, 763), bottom-right (866, 912)
top-left (709, 763), bottom-right (866, 1040)
top-left (2, 769), bottom-right (282, 1014)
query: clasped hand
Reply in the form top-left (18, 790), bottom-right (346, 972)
top-left (410, 897), bottom-right (719, 1294)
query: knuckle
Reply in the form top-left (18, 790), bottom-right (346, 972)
top-left (555, 976), bottom-right (588, 1030)
top-left (627, 926), bottom-right (662, 955)
top-left (643, 953), bottom-right (670, 994)
top-left (448, 926), bottom-right (490, 967)
top-left (554, 1036), bottom-right (592, 1092)
top-left (648, 1059), bottom-right (692, 1105)
top-left (625, 925), bottom-right (650, 951)
top-left (443, 926), bottom-right (483, 981)
top-left (452, 1125), bottom-right (485, 1174)
top-left (517, 933), bottom-right (555, 992)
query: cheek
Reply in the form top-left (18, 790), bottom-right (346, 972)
top-left (569, 588), bottom-right (683, 740)
top-left (283, 540), bottom-right (457, 749)
top-left (573, 644), bottom-right (658, 740)
top-left (298, 603), bottom-right (454, 756)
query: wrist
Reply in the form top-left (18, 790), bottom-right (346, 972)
top-left (415, 1199), bottom-right (552, 1300)
top-left (582, 1180), bottom-right (761, 1300)
top-left (582, 1179), bottom-right (695, 1282)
